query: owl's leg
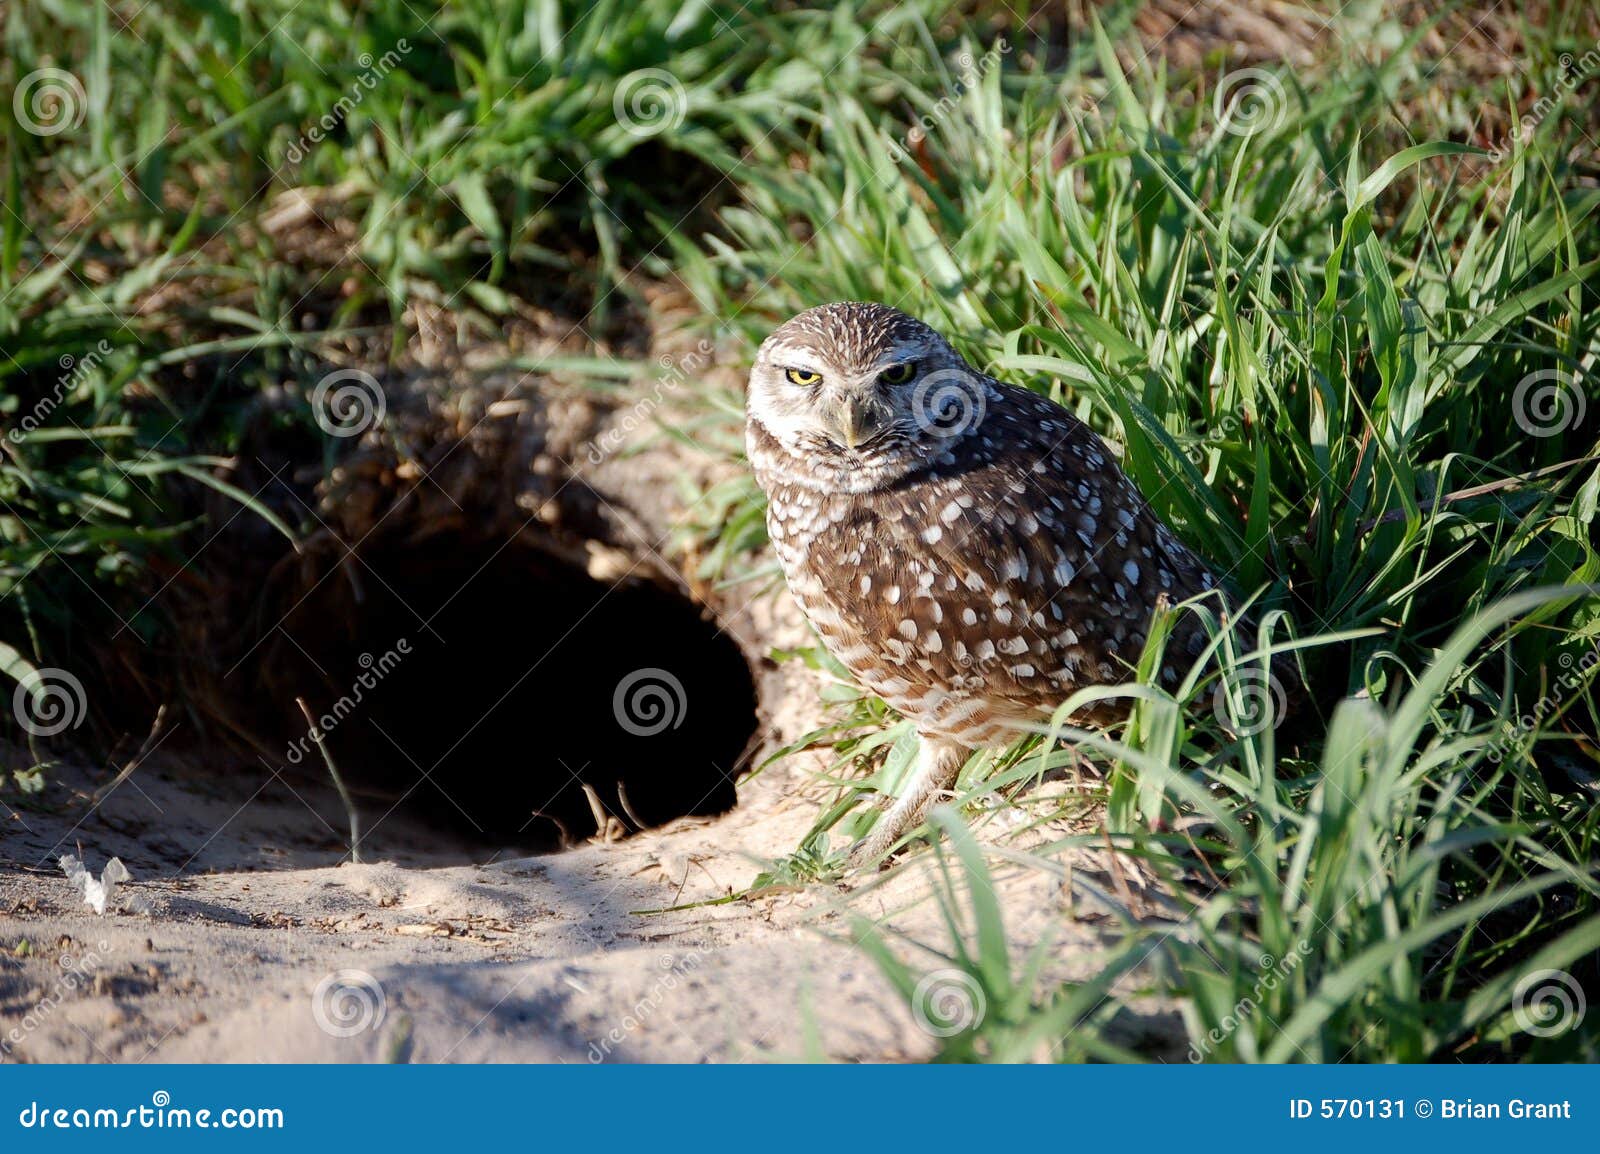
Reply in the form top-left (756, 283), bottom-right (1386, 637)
top-left (848, 736), bottom-right (968, 867)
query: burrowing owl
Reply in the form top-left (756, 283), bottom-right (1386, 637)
top-left (746, 302), bottom-right (1227, 863)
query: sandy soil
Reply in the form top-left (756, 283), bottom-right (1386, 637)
top-left (1, 725), bottom-right (1175, 1063)
top-left (1, 746), bottom-right (919, 1063)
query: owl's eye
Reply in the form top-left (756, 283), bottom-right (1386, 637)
top-left (784, 367), bottom-right (823, 387)
top-left (878, 362), bottom-right (917, 385)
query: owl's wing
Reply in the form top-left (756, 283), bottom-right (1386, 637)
top-left (856, 381), bottom-right (1220, 721)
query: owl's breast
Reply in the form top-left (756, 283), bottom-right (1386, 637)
top-left (766, 475), bottom-right (1017, 724)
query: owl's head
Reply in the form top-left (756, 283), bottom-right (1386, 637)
top-left (746, 303), bottom-right (991, 478)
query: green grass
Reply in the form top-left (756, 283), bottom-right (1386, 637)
top-left (3, 0), bottom-right (1598, 1061)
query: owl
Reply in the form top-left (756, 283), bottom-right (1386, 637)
top-left (746, 302), bottom-right (1230, 864)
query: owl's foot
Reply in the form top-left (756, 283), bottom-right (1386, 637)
top-left (843, 789), bottom-right (951, 868)
top-left (843, 820), bottom-right (921, 871)
top-left (843, 739), bottom-right (967, 870)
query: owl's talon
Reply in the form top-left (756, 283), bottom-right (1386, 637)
top-left (840, 740), bottom-right (966, 871)
top-left (842, 838), bottom-right (883, 871)
top-left (843, 828), bottom-right (907, 871)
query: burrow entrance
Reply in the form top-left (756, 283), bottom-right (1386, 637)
top-left (248, 536), bottom-right (757, 853)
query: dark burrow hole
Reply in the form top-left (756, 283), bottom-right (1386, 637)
top-left (254, 538), bottom-right (756, 853)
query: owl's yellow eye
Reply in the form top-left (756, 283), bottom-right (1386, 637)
top-left (784, 367), bottom-right (823, 387)
top-left (878, 362), bottom-right (917, 385)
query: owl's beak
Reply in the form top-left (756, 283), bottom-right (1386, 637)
top-left (827, 396), bottom-right (876, 449)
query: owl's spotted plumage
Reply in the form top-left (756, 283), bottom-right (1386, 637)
top-left (747, 302), bottom-right (1224, 862)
